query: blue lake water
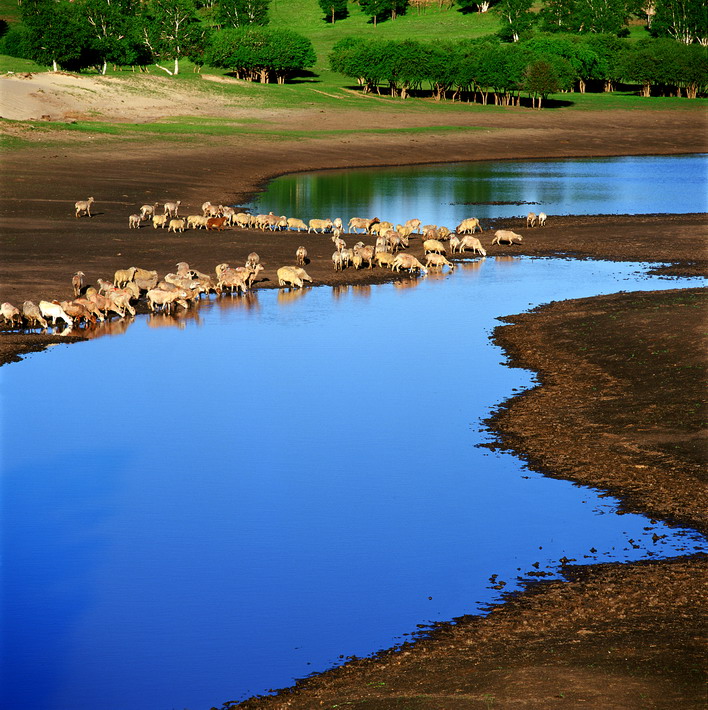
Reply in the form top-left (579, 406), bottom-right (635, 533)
top-left (1, 256), bottom-right (706, 710)
top-left (250, 154), bottom-right (708, 224)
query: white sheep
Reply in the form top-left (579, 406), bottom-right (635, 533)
top-left (425, 253), bottom-right (455, 270)
top-left (140, 202), bottom-right (158, 220)
top-left (39, 300), bottom-right (73, 327)
top-left (526, 212), bottom-right (537, 228)
top-left (456, 217), bottom-right (481, 234)
top-left (423, 238), bottom-right (446, 255)
top-left (332, 251), bottom-right (344, 271)
top-left (75, 197), bottom-right (94, 218)
top-left (168, 218), bottom-right (186, 233)
top-left (492, 230), bottom-right (523, 246)
top-left (1, 302), bottom-right (22, 327)
top-left (308, 218), bottom-right (333, 234)
top-left (153, 215), bottom-right (168, 229)
top-left (404, 218), bottom-right (421, 233)
top-left (114, 266), bottom-right (137, 288)
top-left (164, 200), bottom-right (181, 218)
top-left (457, 235), bottom-right (487, 256)
top-left (287, 217), bottom-right (307, 232)
top-left (72, 270), bottom-right (85, 297)
top-left (277, 266), bottom-right (304, 288)
top-left (392, 253), bottom-right (428, 274)
top-left (296, 246), bottom-right (308, 266)
top-left (246, 252), bottom-right (260, 269)
top-left (375, 252), bottom-right (396, 269)
top-left (22, 301), bottom-right (48, 329)
top-left (538, 212), bottom-right (547, 227)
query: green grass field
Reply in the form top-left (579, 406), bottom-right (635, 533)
top-left (0, 0), bottom-right (704, 146)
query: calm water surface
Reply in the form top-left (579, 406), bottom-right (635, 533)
top-left (250, 154), bottom-right (707, 224)
top-left (1, 257), bottom-right (706, 710)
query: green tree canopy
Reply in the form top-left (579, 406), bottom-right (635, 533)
top-left (214, 0), bottom-right (270, 28)
top-left (651, 0), bottom-right (707, 44)
top-left (206, 27), bottom-right (315, 83)
top-left (318, 0), bottom-right (349, 24)
top-left (493, 0), bottom-right (535, 41)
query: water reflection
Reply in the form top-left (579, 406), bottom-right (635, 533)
top-left (2, 258), bottom-right (706, 710)
top-left (277, 287), bottom-right (308, 305)
top-left (251, 155), bottom-right (707, 225)
top-left (351, 284), bottom-right (372, 299)
top-left (215, 291), bottom-right (260, 313)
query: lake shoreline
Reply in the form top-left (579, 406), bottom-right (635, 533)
top-left (1, 110), bottom-right (706, 709)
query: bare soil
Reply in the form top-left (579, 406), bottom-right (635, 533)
top-left (1, 104), bottom-right (706, 710)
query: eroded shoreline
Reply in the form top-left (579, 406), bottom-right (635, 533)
top-left (1, 110), bottom-right (706, 709)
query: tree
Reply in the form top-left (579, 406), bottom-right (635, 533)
top-left (584, 33), bottom-right (628, 89)
top-left (21, 0), bottom-right (93, 71)
top-left (206, 27), bottom-right (315, 83)
top-left (493, 0), bottom-right (535, 41)
top-left (359, 0), bottom-right (409, 26)
top-left (651, 0), bottom-right (707, 45)
top-left (572, 0), bottom-right (630, 34)
top-left (539, 0), bottom-right (579, 32)
top-left (523, 58), bottom-right (563, 106)
top-left (318, 0), bottom-right (349, 23)
top-left (455, 0), bottom-right (496, 12)
top-left (141, 0), bottom-right (205, 75)
top-left (79, 0), bottom-right (145, 74)
top-left (214, 0), bottom-right (270, 28)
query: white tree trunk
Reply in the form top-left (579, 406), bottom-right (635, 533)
top-left (101, 60), bottom-right (107, 75)
top-left (174, 57), bottom-right (179, 75)
top-left (155, 64), bottom-right (174, 75)
top-left (52, 59), bottom-right (58, 72)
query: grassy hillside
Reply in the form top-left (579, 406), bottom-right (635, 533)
top-left (269, 0), bottom-right (499, 70)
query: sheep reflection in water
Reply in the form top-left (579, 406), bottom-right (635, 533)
top-left (331, 285), bottom-right (349, 301)
top-left (215, 292), bottom-right (260, 313)
top-left (278, 287), bottom-right (308, 306)
top-left (351, 284), bottom-right (371, 299)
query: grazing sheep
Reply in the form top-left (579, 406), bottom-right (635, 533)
top-left (218, 268), bottom-right (249, 295)
top-left (287, 217), bottom-right (308, 232)
top-left (60, 300), bottom-right (94, 325)
top-left (72, 271), bottom-right (85, 297)
top-left (375, 235), bottom-right (389, 253)
top-left (98, 278), bottom-right (116, 295)
top-left (423, 239), bottom-right (446, 255)
top-left (392, 253), bottom-right (428, 275)
top-left (147, 288), bottom-right (189, 313)
top-left (456, 217), bottom-right (481, 234)
top-left (114, 267), bottom-right (138, 288)
top-left (356, 245), bottom-right (375, 269)
top-left (86, 291), bottom-right (124, 319)
top-left (246, 252), bottom-right (260, 269)
top-left (1, 302), bottom-right (22, 327)
top-left (140, 203), bottom-right (158, 220)
top-left (296, 246), bottom-right (308, 266)
top-left (425, 253), bottom-right (456, 270)
top-left (348, 217), bottom-right (379, 234)
top-left (153, 214), bottom-right (168, 229)
top-left (449, 235), bottom-right (461, 253)
top-left (176, 262), bottom-right (190, 278)
top-left (374, 252), bottom-right (396, 269)
top-left (333, 217), bottom-right (343, 231)
top-left (277, 266), bottom-right (304, 288)
top-left (404, 218), bottom-right (421, 233)
top-left (457, 235), bottom-right (487, 256)
top-left (333, 236), bottom-right (346, 252)
top-left (332, 251), bottom-right (344, 271)
top-left (187, 215), bottom-right (207, 229)
top-left (39, 300), bottom-right (73, 327)
top-left (168, 218), bottom-right (186, 233)
top-left (234, 212), bottom-right (253, 228)
top-left (164, 200), bottom-right (181, 218)
top-left (492, 230), bottom-right (523, 246)
top-left (340, 248), bottom-right (354, 268)
top-left (75, 197), bottom-right (94, 218)
top-left (108, 291), bottom-right (136, 317)
top-left (396, 224), bottom-right (413, 238)
top-left (74, 298), bottom-right (105, 321)
top-left (129, 214), bottom-right (142, 229)
top-left (308, 218), bottom-right (333, 234)
top-left (204, 204), bottom-right (223, 218)
top-left (292, 267), bottom-right (312, 284)
top-left (201, 201), bottom-right (212, 216)
top-left (526, 212), bottom-right (537, 228)
top-left (22, 300), bottom-right (48, 329)
top-left (538, 212), bottom-right (547, 227)
top-left (206, 217), bottom-right (227, 231)
top-left (132, 268), bottom-right (159, 291)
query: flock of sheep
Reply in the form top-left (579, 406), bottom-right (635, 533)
top-left (0, 198), bottom-right (546, 333)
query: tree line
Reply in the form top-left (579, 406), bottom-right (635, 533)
top-left (329, 34), bottom-right (708, 105)
top-left (0, 0), bottom-right (317, 80)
